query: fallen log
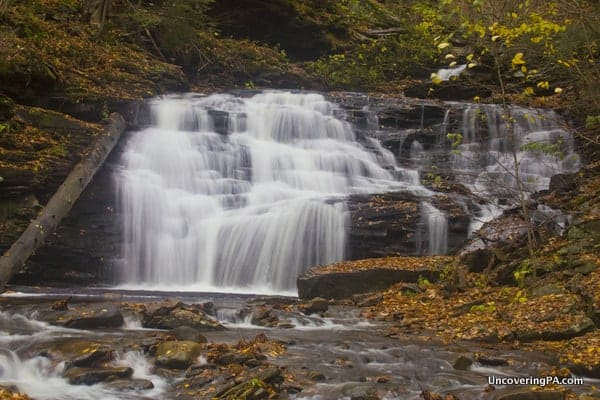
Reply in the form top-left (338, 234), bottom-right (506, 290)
top-left (0, 112), bottom-right (126, 292)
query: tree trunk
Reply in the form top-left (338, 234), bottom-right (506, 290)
top-left (0, 113), bottom-right (126, 292)
top-left (85, 0), bottom-right (111, 31)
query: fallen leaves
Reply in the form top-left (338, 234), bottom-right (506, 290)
top-left (310, 256), bottom-right (453, 274)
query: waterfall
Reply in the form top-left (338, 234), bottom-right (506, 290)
top-left (116, 92), bottom-right (580, 294)
top-left (422, 202), bottom-right (448, 255)
top-left (117, 92), bottom-right (407, 294)
top-left (451, 104), bottom-right (580, 197)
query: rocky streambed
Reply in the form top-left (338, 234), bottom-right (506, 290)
top-left (1, 287), bottom-right (598, 400)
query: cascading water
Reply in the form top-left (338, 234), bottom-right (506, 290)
top-left (117, 92), bottom-right (581, 294)
top-left (422, 202), bottom-right (448, 255)
top-left (117, 92), bottom-right (408, 294)
top-left (449, 104), bottom-right (580, 197)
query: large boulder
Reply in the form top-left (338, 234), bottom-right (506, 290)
top-left (155, 340), bottom-right (203, 369)
top-left (142, 299), bottom-right (224, 331)
top-left (297, 256), bottom-right (449, 300)
top-left (40, 303), bottom-right (124, 329)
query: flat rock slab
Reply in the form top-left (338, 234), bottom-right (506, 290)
top-left (63, 366), bottom-right (133, 385)
top-left (297, 256), bottom-right (450, 299)
top-left (39, 303), bottom-right (124, 329)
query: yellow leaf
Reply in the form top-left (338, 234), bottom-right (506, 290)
top-left (512, 52), bottom-right (526, 67)
top-left (554, 87), bottom-right (563, 94)
top-left (437, 42), bottom-right (451, 50)
top-left (430, 73), bottom-right (443, 85)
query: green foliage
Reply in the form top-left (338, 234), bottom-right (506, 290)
top-left (309, 50), bottom-right (383, 90)
top-left (204, 36), bottom-right (290, 84)
top-left (520, 135), bottom-right (565, 158)
top-left (417, 275), bottom-right (432, 288)
top-left (586, 115), bottom-right (600, 130)
top-left (437, 0), bottom-right (569, 97)
top-left (111, 0), bottom-right (214, 69)
top-left (514, 260), bottom-right (532, 287)
top-left (513, 289), bottom-right (528, 303)
top-left (308, 2), bottom-right (442, 90)
top-left (447, 132), bottom-right (463, 154)
top-left (249, 378), bottom-right (264, 388)
top-left (470, 302), bottom-right (496, 313)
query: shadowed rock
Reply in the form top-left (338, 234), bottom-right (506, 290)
top-left (63, 366), bottom-right (133, 385)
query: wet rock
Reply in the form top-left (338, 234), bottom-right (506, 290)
top-left (491, 388), bottom-right (566, 400)
top-left (452, 355), bottom-right (473, 370)
top-left (356, 293), bottom-right (383, 308)
top-left (245, 358), bottom-right (266, 367)
top-left (155, 340), bottom-right (203, 369)
top-left (475, 355), bottom-right (508, 367)
top-left (549, 172), bottom-right (578, 193)
top-left (141, 337), bottom-right (162, 355)
top-left (341, 383), bottom-right (379, 400)
top-left (185, 363), bottom-right (217, 378)
top-left (298, 297), bottom-right (329, 315)
top-left (459, 211), bottom-right (530, 274)
top-left (276, 321), bottom-right (295, 329)
top-left (142, 299), bottom-right (224, 331)
top-left (65, 347), bottom-right (114, 370)
top-left (308, 371), bottom-right (326, 381)
top-left (169, 326), bottom-right (207, 343)
top-left (40, 303), bottom-right (124, 329)
top-left (184, 374), bottom-right (215, 391)
top-left (106, 379), bottom-right (154, 391)
top-left (214, 351), bottom-right (253, 366)
top-left (63, 366), bottom-right (133, 385)
top-left (51, 297), bottom-right (71, 311)
top-left (215, 366), bottom-right (283, 399)
top-left (250, 306), bottom-right (278, 326)
top-left (569, 363), bottom-right (600, 379)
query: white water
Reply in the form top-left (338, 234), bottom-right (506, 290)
top-left (445, 104), bottom-right (581, 231)
top-left (0, 350), bottom-right (167, 400)
top-left (117, 92), bottom-right (581, 294)
top-left (433, 64), bottom-right (467, 82)
top-left (118, 92), bottom-right (413, 294)
top-left (450, 105), bottom-right (580, 197)
top-left (422, 202), bottom-right (448, 255)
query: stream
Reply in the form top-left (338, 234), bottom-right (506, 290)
top-left (1, 288), bottom-right (596, 400)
